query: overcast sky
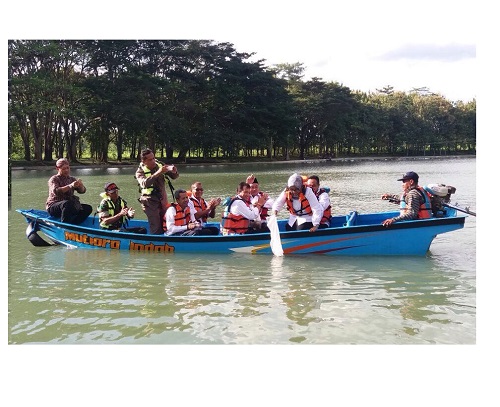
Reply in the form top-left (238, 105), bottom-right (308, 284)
top-left (3, 0), bottom-right (480, 103)
top-left (225, 1), bottom-right (477, 102)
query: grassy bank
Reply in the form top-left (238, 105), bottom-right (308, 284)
top-left (10, 154), bottom-right (475, 170)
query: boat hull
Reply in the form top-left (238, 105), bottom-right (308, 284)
top-left (17, 209), bottom-right (466, 256)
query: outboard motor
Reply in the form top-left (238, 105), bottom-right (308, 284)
top-left (423, 184), bottom-right (456, 217)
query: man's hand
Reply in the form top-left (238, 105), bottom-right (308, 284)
top-left (382, 218), bottom-right (395, 227)
top-left (208, 197), bottom-right (221, 210)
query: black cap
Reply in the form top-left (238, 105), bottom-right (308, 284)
top-left (104, 182), bottom-right (120, 192)
top-left (397, 171), bottom-right (419, 182)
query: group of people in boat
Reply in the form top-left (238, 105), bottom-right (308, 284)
top-left (46, 148), bottom-right (431, 236)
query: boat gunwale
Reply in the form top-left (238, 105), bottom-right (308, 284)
top-left (17, 208), bottom-right (466, 244)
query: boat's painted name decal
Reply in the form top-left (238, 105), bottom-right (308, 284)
top-left (64, 231), bottom-right (121, 249)
top-left (63, 231), bottom-right (175, 252)
top-left (129, 241), bottom-right (174, 252)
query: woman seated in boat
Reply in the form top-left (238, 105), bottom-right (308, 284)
top-left (381, 171), bottom-right (432, 227)
top-left (97, 182), bottom-right (146, 234)
top-left (272, 173), bottom-right (323, 232)
top-left (45, 158), bottom-right (93, 224)
top-left (165, 189), bottom-right (220, 236)
top-left (221, 182), bottom-right (268, 235)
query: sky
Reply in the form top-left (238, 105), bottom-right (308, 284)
top-left (227, 3), bottom-right (477, 102)
top-left (2, 0), bottom-right (482, 104)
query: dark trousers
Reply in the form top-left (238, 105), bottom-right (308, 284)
top-left (172, 226), bottom-right (220, 236)
top-left (285, 221), bottom-right (314, 231)
top-left (247, 225), bottom-right (270, 234)
top-left (47, 200), bottom-right (93, 224)
top-left (198, 226), bottom-right (220, 235)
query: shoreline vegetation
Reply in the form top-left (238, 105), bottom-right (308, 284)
top-left (9, 41), bottom-right (475, 171)
top-left (10, 154), bottom-right (475, 171)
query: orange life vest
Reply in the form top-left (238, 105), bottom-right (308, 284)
top-left (221, 197), bottom-right (251, 234)
top-left (253, 192), bottom-right (269, 221)
top-left (315, 188), bottom-right (331, 225)
top-left (163, 202), bottom-right (191, 231)
top-left (399, 186), bottom-right (433, 219)
top-left (190, 196), bottom-right (209, 223)
top-left (285, 188), bottom-right (313, 217)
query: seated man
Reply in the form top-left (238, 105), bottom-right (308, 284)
top-left (165, 189), bottom-right (219, 236)
top-left (189, 181), bottom-right (221, 235)
top-left (245, 174), bottom-right (274, 232)
top-left (272, 173), bottom-right (323, 232)
top-left (221, 182), bottom-right (268, 235)
top-left (46, 158), bottom-right (93, 224)
top-left (97, 182), bottom-right (146, 234)
top-left (306, 175), bottom-right (332, 228)
top-left (381, 171), bottom-right (432, 226)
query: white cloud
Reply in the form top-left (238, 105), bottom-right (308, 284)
top-left (2, 0), bottom-right (479, 102)
top-left (379, 43), bottom-right (475, 62)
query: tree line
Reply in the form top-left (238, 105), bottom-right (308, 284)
top-left (8, 40), bottom-right (476, 164)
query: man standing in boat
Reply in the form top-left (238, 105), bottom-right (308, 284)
top-left (136, 148), bottom-right (179, 234)
top-left (381, 171), bottom-right (432, 226)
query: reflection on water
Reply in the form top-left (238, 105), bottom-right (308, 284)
top-left (8, 246), bottom-right (475, 344)
top-left (8, 158), bottom-right (475, 344)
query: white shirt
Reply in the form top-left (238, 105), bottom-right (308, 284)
top-left (272, 187), bottom-right (323, 227)
top-left (165, 200), bottom-right (197, 235)
top-left (228, 198), bottom-right (260, 221)
top-left (189, 196), bottom-right (209, 226)
top-left (316, 190), bottom-right (331, 211)
top-left (317, 190), bottom-right (331, 224)
top-left (250, 193), bottom-right (274, 219)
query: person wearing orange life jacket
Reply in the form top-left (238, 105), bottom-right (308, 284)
top-left (189, 181), bottom-right (221, 235)
top-left (272, 173), bottom-right (323, 232)
top-left (165, 189), bottom-right (217, 236)
top-left (306, 175), bottom-right (332, 228)
top-left (221, 182), bottom-right (268, 235)
top-left (381, 171), bottom-right (432, 227)
top-left (245, 174), bottom-right (274, 232)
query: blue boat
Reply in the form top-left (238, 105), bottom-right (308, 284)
top-left (17, 207), bottom-right (467, 256)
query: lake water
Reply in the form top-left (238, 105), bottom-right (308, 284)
top-left (5, 157), bottom-right (483, 404)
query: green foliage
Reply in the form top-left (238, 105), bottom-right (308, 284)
top-left (8, 40), bottom-right (476, 164)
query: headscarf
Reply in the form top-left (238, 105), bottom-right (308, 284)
top-left (287, 173), bottom-right (303, 189)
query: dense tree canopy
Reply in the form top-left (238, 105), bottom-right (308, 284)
top-left (8, 40), bottom-right (476, 164)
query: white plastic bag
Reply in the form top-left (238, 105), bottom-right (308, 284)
top-left (267, 214), bottom-right (284, 256)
